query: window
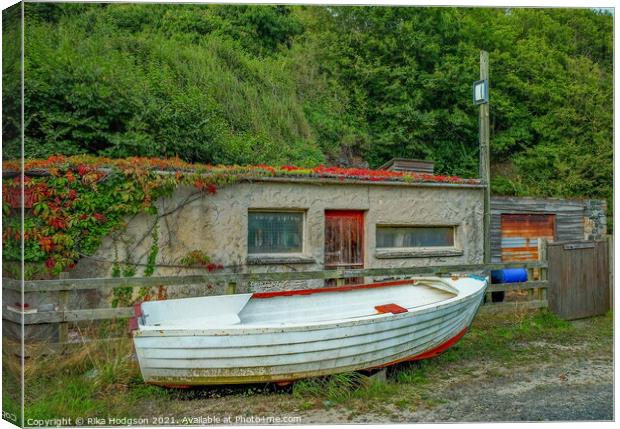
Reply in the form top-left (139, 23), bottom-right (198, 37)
top-left (248, 211), bottom-right (303, 254)
top-left (376, 226), bottom-right (455, 248)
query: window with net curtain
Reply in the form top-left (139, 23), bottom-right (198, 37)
top-left (248, 211), bottom-right (304, 254)
top-left (376, 226), bottom-right (455, 248)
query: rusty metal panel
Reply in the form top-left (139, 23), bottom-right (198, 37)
top-left (500, 214), bottom-right (555, 262)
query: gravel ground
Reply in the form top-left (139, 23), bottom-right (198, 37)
top-left (391, 358), bottom-right (613, 422)
top-left (167, 354), bottom-right (613, 424)
top-left (296, 357), bottom-right (613, 423)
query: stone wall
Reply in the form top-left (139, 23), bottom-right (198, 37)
top-left (71, 179), bottom-right (484, 294)
top-left (583, 199), bottom-right (608, 240)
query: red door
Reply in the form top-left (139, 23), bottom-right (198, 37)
top-left (324, 210), bottom-right (364, 285)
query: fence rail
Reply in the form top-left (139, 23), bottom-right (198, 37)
top-left (2, 261), bottom-right (548, 327)
top-left (2, 261), bottom-right (547, 292)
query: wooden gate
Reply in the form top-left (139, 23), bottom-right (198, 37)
top-left (548, 240), bottom-right (610, 320)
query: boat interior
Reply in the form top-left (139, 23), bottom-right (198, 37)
top-left (139, 278), bottom-right (458, 330)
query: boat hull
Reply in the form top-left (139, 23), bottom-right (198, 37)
top-left (133, 278), bottom-right (486, 386)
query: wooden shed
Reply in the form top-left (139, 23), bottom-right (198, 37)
top-left (378, 158), bottom-right (435, 174)
top-left (490, 196), bottom-right (607, 263)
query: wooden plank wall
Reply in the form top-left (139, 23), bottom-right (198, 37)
top-left (379, 158), bottom-right (434, 174)
top-left (491, 196), bottom-right (585, 263)
top-left (548, 240), bottom-right (610, 320)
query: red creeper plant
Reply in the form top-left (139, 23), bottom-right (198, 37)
top-left (2, 155), bottom-right (478, 278)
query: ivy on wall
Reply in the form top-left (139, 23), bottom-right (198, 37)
top-left (2, 155), bottom-right (478, 277)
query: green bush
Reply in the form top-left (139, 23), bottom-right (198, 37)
top-left (3, 4), bottom-right (612, 227)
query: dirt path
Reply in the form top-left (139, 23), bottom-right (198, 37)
top-left (297, 357), bottom-right (613, 423)
top-left (426, 358), bottom-right (613, 422)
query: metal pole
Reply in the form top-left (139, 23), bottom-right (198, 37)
top-left (479, 50), bottom-right (491, 264)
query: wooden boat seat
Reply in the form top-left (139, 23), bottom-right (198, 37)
top-left (375, 304), bottom-right (408, 314)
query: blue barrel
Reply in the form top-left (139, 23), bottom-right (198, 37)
top-left (491, 268), bottom-right (528, 284)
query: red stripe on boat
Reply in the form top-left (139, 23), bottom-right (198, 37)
top-left (133, 303), bottom-right (143, 317)
top-left (371, 327), bottom-right (469, 369)
top-left (128, 318), bottom-right (139, 332)
top-left (408, 327), bottom-right (468, 361)
top-left (375, 304), bottom-right (408, 314)
top-left (251, 279), bottom-right (415, 299)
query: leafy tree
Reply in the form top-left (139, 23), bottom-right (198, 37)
top-left (2, 4), bottom-right (22, 159)
top-left (7, 4), bottom-right (613, 225)
top-left (302, 6), bottom-right (612, 220)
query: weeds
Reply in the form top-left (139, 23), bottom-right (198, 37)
top-left (5, 330), bottom-right (151, 421)
top-left (293, 372), bottom-right (369, 404)
top-left (2, 347), bottom-right (22, 426)
top-left (392, 361), bottom-right (431, 385)
top-left (88, 339), bottom-right (137, 393)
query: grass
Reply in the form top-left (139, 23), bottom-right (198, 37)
top-left (2, 360), bottom-right (22, 426)
top-left (2, 332), bottom-right (172, 423)
top-left (3, 308), bottom-right (613, 423)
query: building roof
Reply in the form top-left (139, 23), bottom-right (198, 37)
top-left (378, 158), bottom-right (435, 174)
top-left (2, 155), bottom-right (481, 186)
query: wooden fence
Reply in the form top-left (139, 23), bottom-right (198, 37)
top-left (2, 260), bottom-right (549, 352)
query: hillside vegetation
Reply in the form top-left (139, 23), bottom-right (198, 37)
top-left (2, 3), bottom-right (613, 213)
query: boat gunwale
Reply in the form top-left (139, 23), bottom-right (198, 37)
top-left (250, 278), bottom-right (421, 298)
top-left (135, 302), bottom-right (473, 351)
top-left (135, 288), bottom-right (485, 337)
top-left (134, 294), bottom-right (481, 338)
top-left (135, 303), bottom-right (468, 353)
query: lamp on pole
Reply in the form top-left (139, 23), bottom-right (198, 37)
top-left (474, 50), bottom-right (491, 264)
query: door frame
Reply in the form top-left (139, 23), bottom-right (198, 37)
top-left (324, 210), bottom-right (365, 284)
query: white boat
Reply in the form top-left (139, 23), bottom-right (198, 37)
top-left (132, 276), bottom-right (487, 387)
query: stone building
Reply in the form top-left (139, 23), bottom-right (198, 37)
top-left (72, 174), bottom-right (486, 293)
top-left (71, 160), bottom-right (607, 294)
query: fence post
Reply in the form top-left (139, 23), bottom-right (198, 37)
top-left (58, 290), bottom-right (69, 343)
top-left (226, 281), bottom-right (237, 295)
top-left (607, 234), bottom-right (613, 310)
top-left (484, 268), bottom-right (492, 304)
top-left (538, 238), bottom-right (548, 303)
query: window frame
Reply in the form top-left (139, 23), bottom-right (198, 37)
top-left (374, 224), bottom-right (462, 259)
top-left (247, 209), bottom-right (306, 257)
